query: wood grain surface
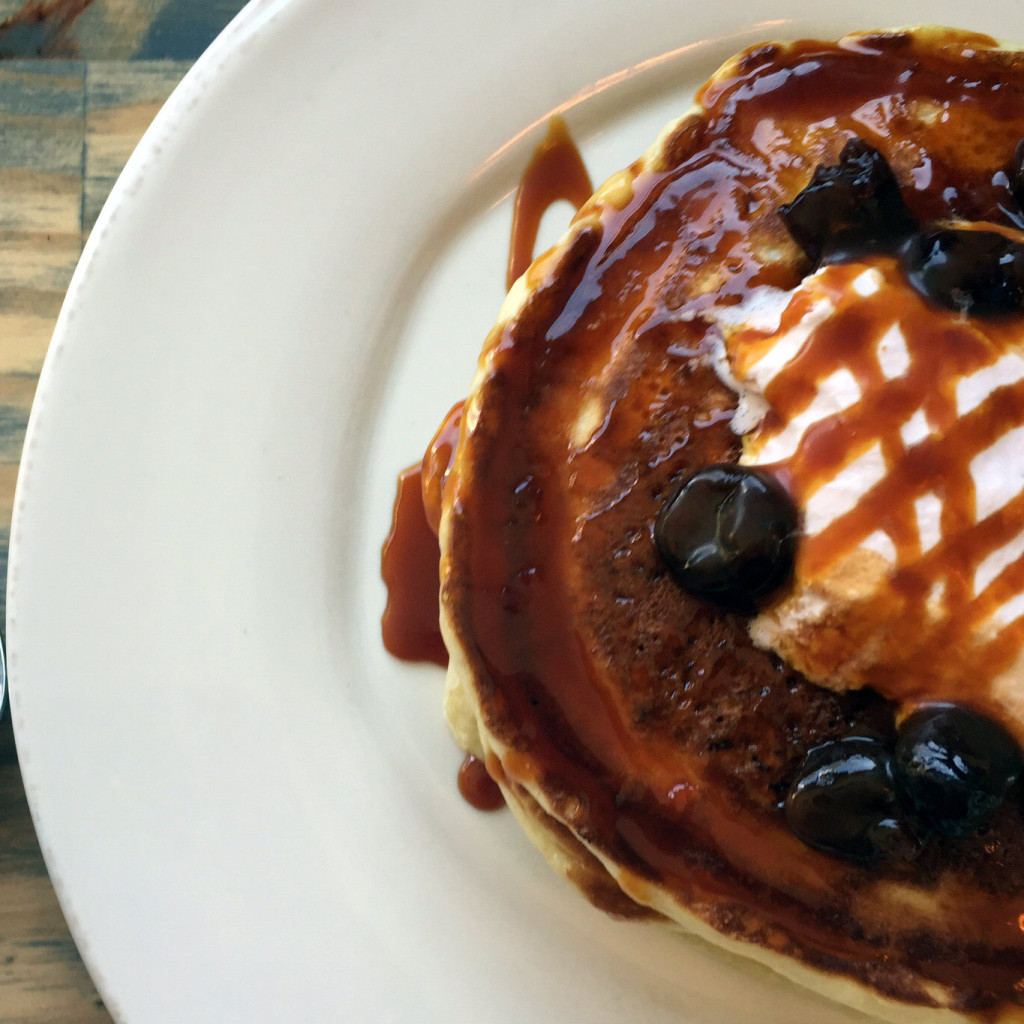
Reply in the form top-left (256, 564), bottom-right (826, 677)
top-left (0, 2), bottom-right (246, 1020)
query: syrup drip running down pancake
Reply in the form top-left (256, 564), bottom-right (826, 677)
top-left (381, 118), bottom-right (594, 672)
top-left (381, 118), bottom-right (593, 808)
top-left (390, 27), bottom-right (1024, 1024)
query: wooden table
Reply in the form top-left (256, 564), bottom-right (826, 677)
top-left (0, 2), bottom-right (247, 1018)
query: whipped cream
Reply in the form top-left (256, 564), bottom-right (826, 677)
top-left (713, 256), bottom-right (1024, 731)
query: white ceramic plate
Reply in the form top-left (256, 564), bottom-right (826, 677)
top-left (9, 1), bottom-right (1024, 1021)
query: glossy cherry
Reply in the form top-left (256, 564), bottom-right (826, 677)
top-left (901, 228), bottom-right (1024, 316)
top-left (785, 738), bottom-right (919, 864)
top-left (654, 464), bottom-right (798, 614)
top-left (893, 704), bottom-right (1024, 837)
top-left (779, 137), bottom-right (918, 267)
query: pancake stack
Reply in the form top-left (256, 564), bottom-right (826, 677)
top-left (437, 28), bottom-right (1024, 1021)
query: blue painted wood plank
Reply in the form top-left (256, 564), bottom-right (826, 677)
top-left (83, 59), bottom-right (188, 230)
top-left (134, 0), bottom-right (246, 58)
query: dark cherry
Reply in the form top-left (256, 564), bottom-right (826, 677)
top-left (785, 738), bottom-right (919, 864)
top-left (779, 137), bottom-right (918, 268)
top-left (893, 704), bottom-right (1024, 838)
top-left (654, 464), bottom-right (798, 614)
top-left (901, 228), bottom-right (1024, 316)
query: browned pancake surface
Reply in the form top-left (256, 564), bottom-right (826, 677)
top-left (442, 29), bottom-right (1024, 1016)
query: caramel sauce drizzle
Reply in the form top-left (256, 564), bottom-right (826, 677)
top-left (457, 754), bottom-right (504, 811)
top-left (421, 400), bottom-right (463, 536)
top-left (381, 120), bottom-right (592, 666)
top-left (380, 464), bottom-right (447, 667)
top-left (382, 119), bottom-right (593, 804)
top-left (740, 257), bottom-right (1024, 710)
top-left (380, 400), bottom-right (463, 667)
top-left (506, 116), bottom-right (594, 290)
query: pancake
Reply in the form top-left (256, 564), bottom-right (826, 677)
top-left (438, 28), bottom-right (1024, 1021)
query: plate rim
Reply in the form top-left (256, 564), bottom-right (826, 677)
top-left (5, 0), bottom-right (301, 1013)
